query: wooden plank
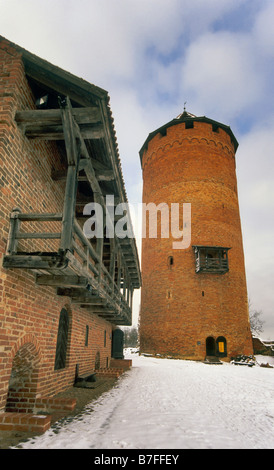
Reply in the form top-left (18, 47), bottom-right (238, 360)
top-left (60, 162), bottom-right (79, 251)
top-left (17, 213), bottom-right (63, 222)
top-left (16, 232), bottom-right (61, 239)
top-left (36, 274), bottom-right (88, 288)
top-left (24, 125), bottom-right (104, 141)
top-left (51, 168), bottom-right (114, 182)
top-left (60, 100), bottom-right (79, 166)
top-left (2, 254), bottom-right (66, 270)
top-left (15, 106), bottom-right (101, 126)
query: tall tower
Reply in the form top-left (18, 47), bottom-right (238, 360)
top-left (139, 110), bottom-right (253, 361)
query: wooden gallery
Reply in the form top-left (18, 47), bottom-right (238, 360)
top-left (0, 37), bottom-right (141, 431)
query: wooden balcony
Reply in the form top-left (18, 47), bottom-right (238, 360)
top-left (3, 93), bottom-right (141, 326)
top-left (3, 209), bottom-right (138, 325)
top-left (193, 246), bottom-right (230, 274)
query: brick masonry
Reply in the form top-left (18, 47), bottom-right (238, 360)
top-left (0, 40), bottom-right (114, 416)
top-left (0, 412), bottom-right (52, 433)
top-left (139, 117), bottom-right (253, 360)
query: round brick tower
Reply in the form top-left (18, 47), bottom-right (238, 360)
top-left (139, 110), bottom-right (253, 361)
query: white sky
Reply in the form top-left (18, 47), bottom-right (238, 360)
top-left (0, 0), bottom-right (273, 337)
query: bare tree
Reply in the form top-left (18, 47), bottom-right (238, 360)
top-left (123, 326), bottom-right (139, 347)
top-left (249, 299), bottom-right (265, 335)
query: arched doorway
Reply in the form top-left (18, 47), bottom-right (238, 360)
top-left (5, 342), bottom-right (40, 413)
top-left (206, 336), bottom-right (216, 356)
top-left (112, 329), bottom-right (124, 359)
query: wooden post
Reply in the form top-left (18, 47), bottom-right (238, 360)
top-left (6, 208), bottom-right (21, 255)
top-left (59, 97), bottom-right (80, 252)
top-left (109, 239), bottom-right (116, 295)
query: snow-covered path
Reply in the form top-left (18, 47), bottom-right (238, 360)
top-left (19, 353), bottom-right (274, 449)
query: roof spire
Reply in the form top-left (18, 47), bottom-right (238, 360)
top-left (176, 104), bottom-right (196, 120)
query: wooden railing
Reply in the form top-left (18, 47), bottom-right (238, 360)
top-left (4, 208), bottom-right (132, 324)
top-left (196, 257), bottom-right (229, 273)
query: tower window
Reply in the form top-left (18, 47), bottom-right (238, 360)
top-left (185, 121), bottom-right (194, 129)
top-left (168, 256), bottom-right (174, 267)
top-left (193, 246), bottom-right (230, 274)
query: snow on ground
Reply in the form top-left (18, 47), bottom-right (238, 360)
top-left (17, 350), bottom-right (274, 449)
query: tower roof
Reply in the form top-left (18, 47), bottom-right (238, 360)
top-left (139, 109), bottom-right (239, 163)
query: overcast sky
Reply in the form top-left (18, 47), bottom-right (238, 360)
top-left (1, 0), bottom-right (273, 338)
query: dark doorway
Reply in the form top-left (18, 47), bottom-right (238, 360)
top-left (112, 329), bottom-right (124, 359)
top-left (206, 336), bottom-right (215, 356)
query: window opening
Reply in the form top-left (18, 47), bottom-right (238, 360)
top-left (85, 325), bottom-right (89, 347)
top-left (193, 246), bottom-right (230, 273)
top-left (185, 121), bottom-right (194, 129)
top-left (216, 336), bottom-right (227, 357)
top-left (54, 308), bottom-right (70, 370)
top-left (168, 256), bottom-right (174, 267)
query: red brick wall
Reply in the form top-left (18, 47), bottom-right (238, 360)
top-left (140, 119), bottom-right (253, 360)
top-left (0, 40), bottom-right (113, 412)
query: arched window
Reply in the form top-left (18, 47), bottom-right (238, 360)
top-left (216, 336), bottom-right (227, 357)
top-left (54, 308), bottom-right (70, 370)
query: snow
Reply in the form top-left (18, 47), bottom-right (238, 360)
top-left (17, 350), bottom-right (274, 449)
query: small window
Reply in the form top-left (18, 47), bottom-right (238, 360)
top-left (168, 256), bottom-right (174, 267)
top-left (160, 128), bottom-right (167, 137)
top-left (185, 120), bottom-right (194, 129)
top-left (85, 325), bottom-right (89, 347)
top-left (104, 330), bottom-right (107, 347)
top-left (212, 124), bottom-right (219, 133)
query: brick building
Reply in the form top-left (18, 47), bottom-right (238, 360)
top-left (0, 36), bottom-right (140, 428)
top-left (139, 109), bottom-right (253, 361)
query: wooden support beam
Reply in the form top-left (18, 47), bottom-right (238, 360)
top-left (16, 213), bottom-right (63, 222)
top-left (23, 125), bottom-right (104, 141)
top-left (51, 168), bottom-right (114, 182)
top-left (2, 254), bottom-right (67, 270)
top-left (5, 208), bottom-right (21, 255)
top-left (60, 165), bottom-right (78, 251)
top-left (16, 232), bottom-right (61, 240)
top-left (59, 97), bottom-right (80, 251)
top-left (36, 275), bottom-right (89, 288)
top-left (15, 106), bottom-right (103, 141)
top-left (15, 107), bottom-right (101, 127)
